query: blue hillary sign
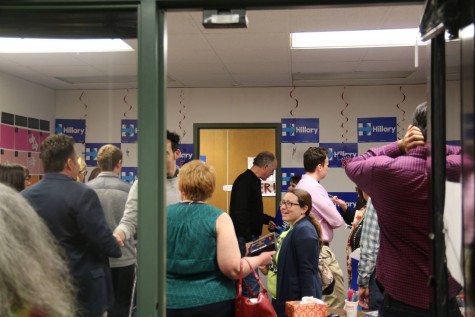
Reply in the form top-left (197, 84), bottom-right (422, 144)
top-left (55, 119), bottom-right (86, 143)
top-left (328, 191), bottom-right (358, 214)
top-left (281, 167), bottom-right (305, 192)
top-left (320, 143), bottom-right (358, 168)
top-left (357, 117), bottom-right (397, 142)
top-left (84, 143), bottom-right (121, 167)
top-left (121, 119), bottom-right (138, 143)
top-left (177, 144), bottom-right (194, 167)
top-left (121, 167), bottom-right (137, 184)
top-left (281, 118), bottom-right (319, 143)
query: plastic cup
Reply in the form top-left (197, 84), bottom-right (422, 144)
top-left (344, 300), bottom-right (358, 317)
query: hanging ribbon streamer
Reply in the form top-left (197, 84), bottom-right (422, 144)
top-left (396, 86), bottom-right (407, 140)
top-left (123, 89), bottom-right (134, 118)
top-left (178, 89), bottom-right (187, 140)
top-left (340, 87), bottom-right (349, 143)
top-left (79, 91), bottom-right (88, 119)
top-left (289, 86), bottom-right (299, 158)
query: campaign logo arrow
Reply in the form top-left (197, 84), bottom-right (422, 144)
top-left (86, 149), bottom-right (98, 159)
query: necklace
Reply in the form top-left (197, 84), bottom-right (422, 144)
top-left (180, 200), bottom-right (205, 204)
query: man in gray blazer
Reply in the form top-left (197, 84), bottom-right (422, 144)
top-left (88, 144), bottom-right (133, 317)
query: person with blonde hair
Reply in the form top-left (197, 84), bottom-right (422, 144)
top-left (167, 160), bottom-right (275, 317)
top-left (0, 182), bottom-right (76, 317)
top-left (88, 144), bottom-right (133, 317)
top-left (77, 156), bottom-right (87, 183)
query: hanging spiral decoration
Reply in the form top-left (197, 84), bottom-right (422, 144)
top-left (289, 86), bottom-right (299, 159)
top-left (123, 89), bottom-right (134, 118)
top-left (178, 89), bottom-right (186, 140)
top-left (340, 87), bottom-right (349, 143)
top-left (396, 86), bottom-right (407, 140)
top-left (79, 91), bottom-right (88, 119)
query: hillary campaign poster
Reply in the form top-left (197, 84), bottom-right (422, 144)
top-left (177, 144), bottom-right (194, 167)
top-left (281, 118), bottom-right (319, 143)
top-left (121, 167), bottom-right (137, 184)
top-left (357, 117), bottom-right (397, 142)
top-left (320, 143), bottom-right (358, 168)
top-left (55, 119), bottom-right (86, 143)
top-left (121, 119), bottom-right (138, 143)
top-left (281, 167), bottom-right (305, 192)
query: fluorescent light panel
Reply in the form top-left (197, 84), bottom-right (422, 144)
top-left (0, 38), bottom-right (134, 53)
top-left (291, 28), bottom-right (423, 49)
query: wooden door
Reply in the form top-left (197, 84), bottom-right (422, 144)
top-left (198, 127), bottom-right (277, 236)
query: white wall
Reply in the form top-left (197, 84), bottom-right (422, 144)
top-left (0, 72), bottom-right (55, 123)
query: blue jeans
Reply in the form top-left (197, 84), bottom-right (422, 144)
top-left (238, 235), bottom-right (260, 297)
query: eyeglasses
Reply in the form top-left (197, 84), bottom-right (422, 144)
top-left (79, 170), bottom-right (88, 176)
top-left (280, 200), bottom-right (300, 209)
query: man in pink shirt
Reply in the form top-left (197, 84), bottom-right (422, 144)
top-left (296, 147), bottom-right (345, 308)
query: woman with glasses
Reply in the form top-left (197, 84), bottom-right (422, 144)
top-left (269, 189), bottom-right (323, 317)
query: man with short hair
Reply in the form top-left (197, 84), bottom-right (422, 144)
top-left (88, 144), bottom-right (133, 317)
top-left (22, 134), bottom-right (121, 317)
top-left (114, 130), bottom-right (182, 245)
top-left (296, 146), bottom-right (346, 309)
top-left (229, 150), bottom-right (277, 296)
top-left (345, 102), bottom-right (462, 317)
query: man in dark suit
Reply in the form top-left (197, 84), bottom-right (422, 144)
top-left (22, 134), bottom-right (121, 317)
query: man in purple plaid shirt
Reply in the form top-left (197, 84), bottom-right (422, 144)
top-left (345, 102), bottom-right (462, 317)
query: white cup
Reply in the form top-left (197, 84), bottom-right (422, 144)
top-left (344, 300), bottom-right (358, 317)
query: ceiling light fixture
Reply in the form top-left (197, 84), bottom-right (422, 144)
top-left (291, 28), bottom-right (423, 49)
top-left (0, 38), bottom-right (134, 53)
top-left (202, 9), bottom-right (248, 28)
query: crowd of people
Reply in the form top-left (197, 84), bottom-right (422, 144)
top-left (0, 102), bottom-right (467, 317)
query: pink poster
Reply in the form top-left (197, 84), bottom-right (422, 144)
top-left (39, 131), bottom-right (50, 145)
top-left (0, 124), bottom-right (15, 149)
top-left (15, 151), bottom-right (28, 167)
top-left (15, 127), bottom-right (29, 151)
top-left (0, 149), bottom-right (15, 163)
top-left (28, 152), bottom-right (42, 174)
top-left (27, 130), bottom-right (41, 152)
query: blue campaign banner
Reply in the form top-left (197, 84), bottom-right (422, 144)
top-left (121, 119), bottom-right (138, 143)
top-left (121, 167), bottom-right (138, 184)
top-left (55, 119), bottom-right (86, 143)
top-left (320, 143), bottom-right (358, 168)
top-left (357, 117), bottom-right (397, 142)
top-left (281, 167), bottom-right (305, 192)
top-left (328, 191), bottom-right (358, 213)
top-left (177, 144), bottom-right (194, 167)
top-left (281, 118), bottom-right (319, 143)
top-left (85, 143), bottom-right (121, 167)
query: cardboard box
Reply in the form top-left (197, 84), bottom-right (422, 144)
top-left (285, 301), bottom-right (328, 317)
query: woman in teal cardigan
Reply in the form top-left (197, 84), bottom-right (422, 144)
top-left (166, 160), bottom-right (275, 317)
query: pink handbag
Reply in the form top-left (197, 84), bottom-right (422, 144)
top-left (235, 258), bottom-right (277, 317)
